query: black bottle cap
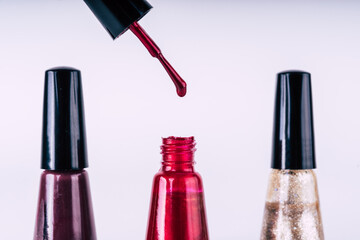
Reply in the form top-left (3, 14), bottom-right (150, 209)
top-left (271, 71), bottom-right (316, 170)
top-left (41, 67), bottom-right (88, 170)
top-left (84, 0), bottom-right (153, 39)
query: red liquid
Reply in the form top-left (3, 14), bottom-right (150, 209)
top-left (130, 22), bottom-right (187, 97)
top-left (146, 137), bottom-right (209, 240)
top-left (34, 170), bottom-right (96, 240)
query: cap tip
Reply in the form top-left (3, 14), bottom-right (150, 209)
top-left (277, 70), bottom-right (311, 76)
top-left (46, 66), bottom-right (80, 72)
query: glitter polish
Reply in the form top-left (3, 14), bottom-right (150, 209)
top-left (146, 137), bottom-right (209, 240)
top-left (260, 71), bottom-right (324, 240)
top-left (33, 67), bottom-right (97, 240)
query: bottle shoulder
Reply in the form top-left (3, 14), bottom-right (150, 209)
top-left (268, 169), bottom-right (318, 183)
top-left (154, 171), bottom-right (202, 180)
top-left (152, 171), bottom-right (204, 193)
top-left (266, 169), bottom-right (320, 203)
top-left (40, 169), bottom-right (89, 181)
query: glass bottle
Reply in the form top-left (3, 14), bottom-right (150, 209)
top-left (146, 137), bottom-right (209, 240)
top-left (260, 71), bottom-right (324, 240)
top-left (34, 67), bottom-right (97, 240)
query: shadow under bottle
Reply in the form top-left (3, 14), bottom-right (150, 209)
top-left (146, 137), bottom-right (209, 240)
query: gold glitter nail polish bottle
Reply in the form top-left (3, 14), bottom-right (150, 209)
top-left (260, 71), bottom-right (324, 240)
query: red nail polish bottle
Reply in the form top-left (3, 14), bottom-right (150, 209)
top-left (146, 137), bottom-right (209, 240)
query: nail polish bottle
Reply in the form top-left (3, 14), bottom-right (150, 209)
top-left (260, 71), bottom-right (324, 240)
top-left (146, 137), bottom-right (209, 240)
top-left (33, 67), bottom-right (97, 240)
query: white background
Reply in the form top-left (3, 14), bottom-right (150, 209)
top-left (0, 0), bottom-right (360, 239)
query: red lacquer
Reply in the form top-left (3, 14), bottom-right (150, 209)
top-left (34, 170), bottom-right (96, 240)
top-left (130, 22), bottom-right (187, 97)
top-left (146, 137), bottom-right (209, 240)
top-left (84, 1), bottom-right (187, 97)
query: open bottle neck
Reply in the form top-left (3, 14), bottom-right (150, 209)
top-left (161, 136), bottom-right (196, 172)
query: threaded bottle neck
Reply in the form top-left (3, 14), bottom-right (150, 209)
top-left (161, 136), bottom-right (196, 172)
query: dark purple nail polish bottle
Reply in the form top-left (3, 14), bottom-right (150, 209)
top-left (33, 67), bottom-right (97, 240)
